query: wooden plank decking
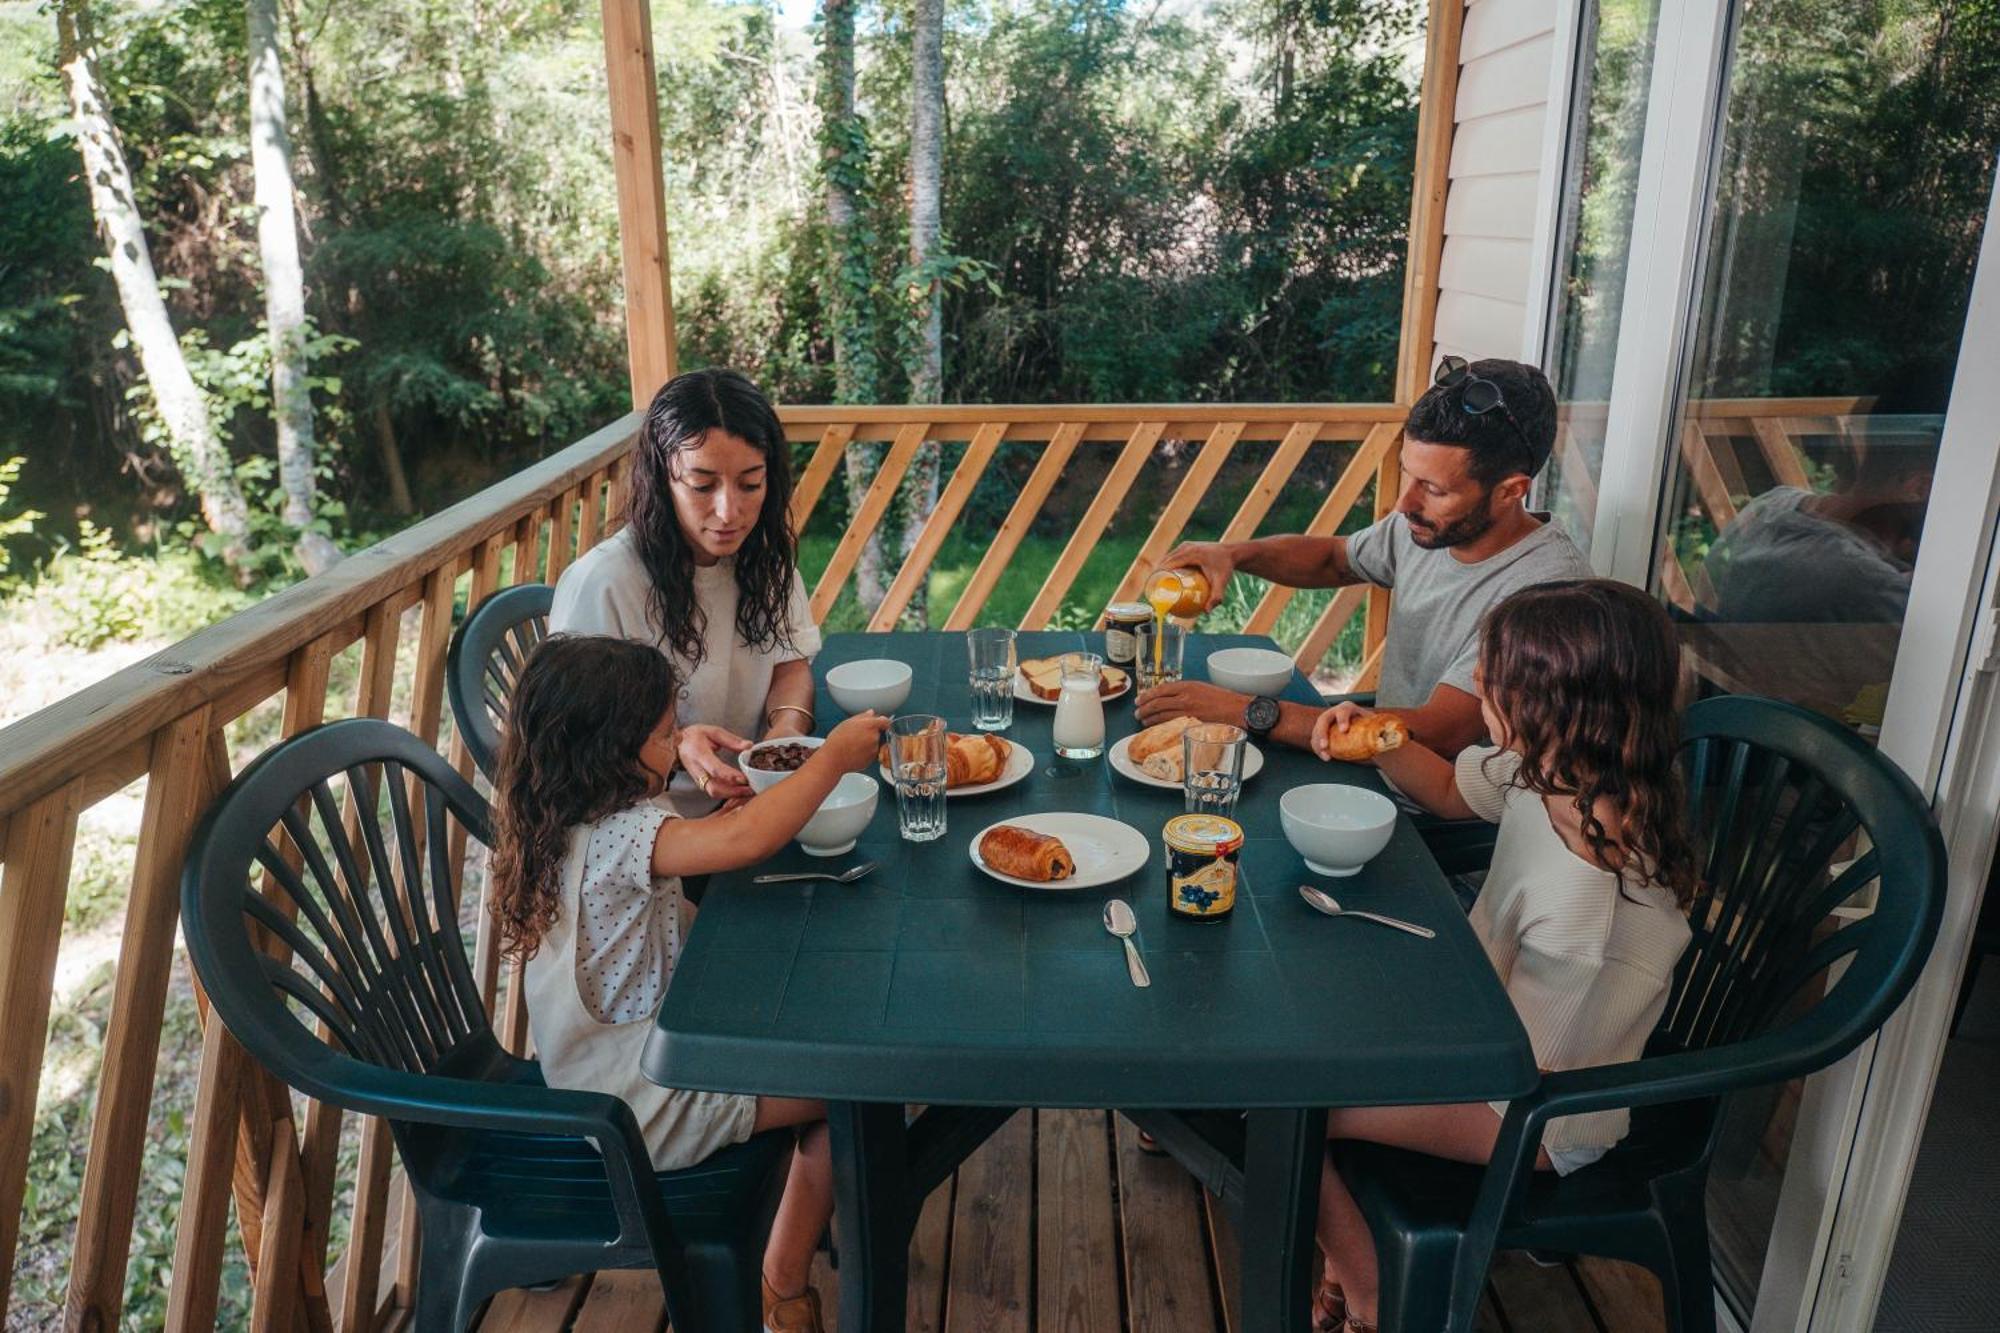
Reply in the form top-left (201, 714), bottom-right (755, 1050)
top-left (472, 1111), bottom-right (1666, 1333)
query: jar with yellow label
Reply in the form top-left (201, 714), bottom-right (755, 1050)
top-left (1164, 813), bottom-right (1243, 920)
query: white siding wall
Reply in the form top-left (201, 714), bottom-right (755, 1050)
top-left (1431, 0), bottom-right (1567, 369)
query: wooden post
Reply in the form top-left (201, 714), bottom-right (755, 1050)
top-left (1395, 0), bottom-right (1465, 405)
top-left (1372, 0), bottom-right (1466, 664)
top-left (602, 0), bottom-right (676, 409)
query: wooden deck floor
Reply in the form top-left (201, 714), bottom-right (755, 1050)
top-left (472, 1111), bottom-right (1666, 1333)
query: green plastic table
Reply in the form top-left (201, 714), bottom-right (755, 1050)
top-left (643, 631), bottom-right (1536, 1332)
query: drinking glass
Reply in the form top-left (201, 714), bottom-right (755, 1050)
top-left (1183, 723), bottom-right (1246, 816)
top-left (1136, 620), bottom-right (1185, 689)
top-left (966, 627), bottom-right (1017, 732)
top-left (888, 714), bottom-right (948, 842)
top-left (1052, 652), bottom-right (1107, 760)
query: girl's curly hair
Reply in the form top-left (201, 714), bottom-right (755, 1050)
top-left (626, 368), bottom-right (800, 670)
top-left (490, 635), bottom-right (679, 961)
top-left (1477, 579), bottom-right (1700, 908)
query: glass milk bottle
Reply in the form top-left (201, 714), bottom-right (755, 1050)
top-left (1052, 651), bottom-right (1107, 760)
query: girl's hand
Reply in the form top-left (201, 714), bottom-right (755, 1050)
top-left (679, 724), bottom-right (753, 802)
top-left (820, 710), bottom-right (894, 772)
top-left (1311, 702), bottom-right (1375, 762)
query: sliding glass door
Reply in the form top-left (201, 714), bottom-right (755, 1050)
top-left (1543, 0), bottom-right (2000, 1327)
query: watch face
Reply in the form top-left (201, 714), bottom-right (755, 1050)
top-left (1246, 696), bottom-right (1281, 734)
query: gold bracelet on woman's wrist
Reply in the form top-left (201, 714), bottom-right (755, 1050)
top-left (766, 703), bottom-right (814, 731)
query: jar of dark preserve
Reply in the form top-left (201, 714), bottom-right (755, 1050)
top-left (1164, 814), bottom-right (1242, 920)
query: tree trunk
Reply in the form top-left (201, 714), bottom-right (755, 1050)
top-left (909, 0), bottom-right (944, 403)
top-left (822, 0), bottom-right (885, 611)
top-left (372, 400), bottom-right (416, 516)
top-left (57, 0), bottom-right (255, 574)
top-left (248, 0), bottom-right (340, 574)
top-left (901, 0), bottom-right (945, 624)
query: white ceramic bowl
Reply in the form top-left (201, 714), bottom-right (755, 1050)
top-left (796, 772), bottom-right (879, 856)
top-left (825, 659), bottom-right (914, 715)
top-left (1206, 647), bottom-right (1296, 697)
top-left (1280, 783), bottom-right (1398, 877)
top-left (739, 735), bottom-right (826, 794)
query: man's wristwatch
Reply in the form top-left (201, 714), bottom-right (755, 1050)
top-left (1244, 695), bottom-right (1281, 742)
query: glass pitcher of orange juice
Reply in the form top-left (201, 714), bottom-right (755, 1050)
top-left (1147, 568), bottom-right (1210, 619)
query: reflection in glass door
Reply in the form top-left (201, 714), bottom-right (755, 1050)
top-left (1645, 0), bottom-right (1999, 1321)
top-left (1543, 0), bottom-right (1662, 558)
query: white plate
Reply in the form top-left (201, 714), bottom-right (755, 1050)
top-left (879, 737), bottom-right (1036, 798)
top-left (1013, 669), bottom-right (1133, 706)
top-left (1107, 733), bottom-right (1266, 789)
top-left (970, 812), bottom-right (1152, 891)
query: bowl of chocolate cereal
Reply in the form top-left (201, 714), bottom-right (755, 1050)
top-left (740, 736), bottom-right (825, 793)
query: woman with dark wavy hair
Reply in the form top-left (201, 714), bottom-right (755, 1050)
top-left (1303, 579), bottom-right (1697, 1333)
top-left (551, 368), bottom-right (818, 814)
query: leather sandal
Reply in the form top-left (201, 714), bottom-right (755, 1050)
top-left (762, 1274), bottom-right (826, 1333)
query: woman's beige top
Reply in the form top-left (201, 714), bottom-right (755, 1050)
top-left (1455, 745), bottom-right (1693, 1152)
top-left (550, 526), bottom-right (821, 816)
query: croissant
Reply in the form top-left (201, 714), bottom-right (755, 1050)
top-left (979, 825), bottom-right (1074, 881)
top-left (1129, 715), bottom-right (1199, 764)
top-left (880, 733), bottom-right (1011, 788)
top-left (947, 733), bottom-right (1009, 787)
top-left (1324, 712), bottom-right (1407, 762)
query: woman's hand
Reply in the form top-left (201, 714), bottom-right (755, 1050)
top-left (819, 710), bottom-right (893, 773)
top-left (679, 724), bottom-right (754, 802)
top-left (1312, 701), bottom-right (1375, 762)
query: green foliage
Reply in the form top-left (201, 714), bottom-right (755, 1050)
top-left (0, 454), bottom-right (42, 580)
top-left (28, 521), bottom-right (253, 649)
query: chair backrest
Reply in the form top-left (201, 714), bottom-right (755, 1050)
top-left (446, 582), bottom-right (554, 782)
top-left (182, 718), bottom-right (496, 1095)
top-left (1663, 696), bottom-right (1945, 1073)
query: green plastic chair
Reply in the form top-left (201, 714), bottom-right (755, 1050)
top-left (1335, 695), bottom-right (1946, 1333)
top-left (180, 718), bottom-right (788, 1332)
top-left (445, 582), bottom-right (553, 782)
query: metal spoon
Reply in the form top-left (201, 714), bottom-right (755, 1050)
top-left (752, 861), bottom-right (878, 885)
top-left (1103, 898), bottom-right (1151, 988)
top-left (1297, 885), bottom-right (1436, 939)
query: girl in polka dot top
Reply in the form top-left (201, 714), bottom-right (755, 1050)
top-left (492, 634), bottom-right (890, 1333)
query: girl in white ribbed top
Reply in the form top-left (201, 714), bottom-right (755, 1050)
top-left (1306, 579), bottom-right (1698, 1333)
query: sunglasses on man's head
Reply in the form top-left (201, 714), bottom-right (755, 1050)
top-left (1434, 355), bottom-right (1542, 469)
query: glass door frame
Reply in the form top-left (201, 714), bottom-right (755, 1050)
top-left (1531, 0), bottom-right (2000, 1326)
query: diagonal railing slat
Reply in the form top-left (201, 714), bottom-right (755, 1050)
top-left (1218, 421), bottom-right (1322, 546)
top-left (944, 422), bottom-right (1086, 630)
top-left (1101, 421), bottom-right (1246, 618)
top-left (1020, 421), bottom-right (1166, 631)
top-left (1294, 584), bottom-right (1372, 673)
top-left (1244, 423), bottom-right (1400, 635)
top-left (789, 423), bottom-right (858, 535)
top-left (868, 422), bottom-right (1010, 632)
top-left (810, 423), bottom-right (931, 621)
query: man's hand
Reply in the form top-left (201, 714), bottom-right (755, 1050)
top-left (1134, 680), bottom-right (1252, 727)
top-left (1155, 541), bottom-right (1236, 612)
top-left (678, 723), bottom-right (754, 802)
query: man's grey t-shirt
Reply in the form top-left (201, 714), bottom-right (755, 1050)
top-left (1343, 513), bottom-right (1592, 708)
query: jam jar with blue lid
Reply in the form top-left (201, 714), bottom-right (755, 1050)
top-left (1164, 813), bottom-right (1242, 920)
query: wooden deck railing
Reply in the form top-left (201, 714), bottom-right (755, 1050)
top-left (0, 395), bottom-right (1870, 1331)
